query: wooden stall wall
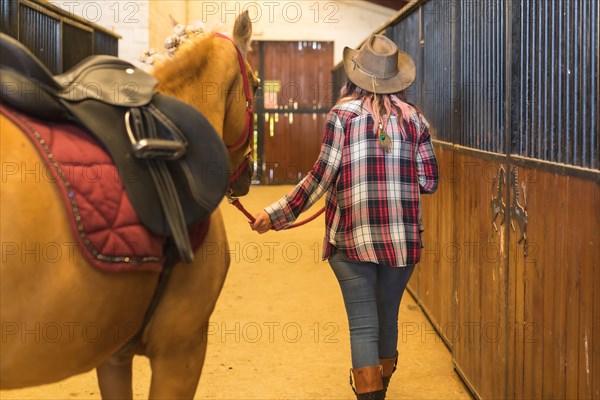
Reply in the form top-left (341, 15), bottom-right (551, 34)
top-left (412, 143), bottom-right (455, 346)
top-left (507, 164), bottom-right (600, 399)
top-left (451, 150), bottom-right (509, 400)
top-left (332, 0), bottom-right (599, 398)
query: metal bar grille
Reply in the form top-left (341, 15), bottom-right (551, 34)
top-left (0, 0), bottom-right (19, 38)
top-left (18, 3), bottom-right (60, 73)
top-left (331, 0), bottom-right (597, 169)
top-left (62, 22), bottom-right (92, 71)
top-left (511, 0), bottom-right (598, 169)
top-left (420, 0), bottom-right (453, 142)
top-left (94, 30), bottom-right (118, 56)
top-left (459, 0), bottom-right (506, 153)
top-left (389, 11), bottom-right (420, 105)
top-left (1, 0), bottom-right (119, 74)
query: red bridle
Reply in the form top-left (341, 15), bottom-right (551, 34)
top-left (215, 33), bottom-right (254, 184)
top-left (217, 33), bottom-right (324, 229)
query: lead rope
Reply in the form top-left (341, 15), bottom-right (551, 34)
top-left (227, 194), bottom-right (325, 230)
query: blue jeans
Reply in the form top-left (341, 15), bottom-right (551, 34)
top-left (328, 250), bottom-right (414, 368)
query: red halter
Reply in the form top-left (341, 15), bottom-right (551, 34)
top-left (215, 33), bottom-right (254, 184)
top-left (216, 33), bottom-right (325, 229)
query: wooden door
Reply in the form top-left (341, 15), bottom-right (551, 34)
top-left (248, 41), bottom-right (334, 184)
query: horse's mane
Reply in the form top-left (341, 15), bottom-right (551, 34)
top-left (152, 32), bottom-right (218, 96)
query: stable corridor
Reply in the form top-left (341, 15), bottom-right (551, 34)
top-left (0, 185), bottom-right (471, 399)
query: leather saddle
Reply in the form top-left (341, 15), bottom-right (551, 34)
top-left (0, 33), bottom-right (229, 263)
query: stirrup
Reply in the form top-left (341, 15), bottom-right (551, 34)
top-left (125, 109), bottom-right (186, 160)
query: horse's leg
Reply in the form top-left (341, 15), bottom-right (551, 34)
top-left (147, 332), bottom-right (208, 399)
top-left (96, 354), bottom-right (134, 400)
top-left (0, 115), bottom-right (158, 389)
top-left (144, 209), bottom-right (230, 399)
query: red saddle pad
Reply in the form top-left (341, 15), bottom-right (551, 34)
top-left (2, 105), bottom-right (210, 272)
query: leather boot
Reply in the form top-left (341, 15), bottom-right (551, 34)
top-left (350, 365), bottom-right (384, 400)
top-left (379, 352), bottom-right (398, 398)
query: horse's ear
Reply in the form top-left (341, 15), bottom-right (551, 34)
top-left (233, 10), bottom-right (252, 55)
top-left (169, 15), bottom-right (178, 27)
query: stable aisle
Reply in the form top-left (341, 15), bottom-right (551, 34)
top-left (0, 185), bottom-right (471, 400)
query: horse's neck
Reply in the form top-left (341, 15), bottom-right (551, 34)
top-left (155, 77), bottom-right (226, 138)
top-left (152, 36), bottom-right (239, 139)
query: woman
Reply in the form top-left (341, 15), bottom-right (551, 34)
top-left (251, 34), bottom-right (438, 400)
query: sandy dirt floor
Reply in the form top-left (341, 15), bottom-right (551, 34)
top-left (1, 185), bottom-right (472, 400)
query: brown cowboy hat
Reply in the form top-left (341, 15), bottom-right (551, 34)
top-left (343, 34), bottom-right (416, 94)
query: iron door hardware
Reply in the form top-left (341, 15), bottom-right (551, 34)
top-left (509, 167), bottom-right (528, 257)
top-left (491, 165), bottom-right (506, 232)
top-left (491, 165), bottom-right (528, 257)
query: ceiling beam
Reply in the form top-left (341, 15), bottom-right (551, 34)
top-left (363, 0), bottom-right (408, 10)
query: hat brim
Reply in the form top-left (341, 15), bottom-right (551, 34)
top-left (343, 47), bottom-right (416, 94)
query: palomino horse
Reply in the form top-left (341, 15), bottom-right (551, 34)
top-left (0, 11), bottom-right (257, 399)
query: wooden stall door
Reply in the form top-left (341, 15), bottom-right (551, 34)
top-left (507, 165), bottom-right (600, 399)
top-left (451, 155), bottom-right (600, 399)
top-left (451, 151), bottom-right (509, 400)
top-left (411, 144), bottom-right (456, 346)
top-left (262, 113), bottom-right (329, 184)
top-left (250, 41), bottom-right (333, 185)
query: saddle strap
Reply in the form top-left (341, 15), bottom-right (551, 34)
top-left (128, 107), bottom-right (193, 263)
top-left (114, 242), bottom-right (178, 357)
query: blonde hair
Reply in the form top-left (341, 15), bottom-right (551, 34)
top-left (337, 81), bottom-right (417, 140)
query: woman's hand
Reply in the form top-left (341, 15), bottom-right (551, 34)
top-left (250, 211), bottom-right (273, 234)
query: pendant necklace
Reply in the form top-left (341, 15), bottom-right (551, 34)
top-left (378, 122), bottom-right (393, 154)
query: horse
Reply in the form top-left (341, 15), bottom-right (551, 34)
top-left (0, 11), bottom-right (258, 399)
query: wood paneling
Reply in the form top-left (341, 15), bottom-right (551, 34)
top-left (408, 141), bottom-right (599, 400)
top-left (451, 152), bottom-right (508, 399)
top-left (413, 145), bottom-right (599, 399)
top-left (409, 143), bottom-right (455, 346)
top-left (508, 167), bottom-right (600, 399)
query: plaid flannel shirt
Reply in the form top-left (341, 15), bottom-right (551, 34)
top-left (265, 99), bottom-right (438, 267)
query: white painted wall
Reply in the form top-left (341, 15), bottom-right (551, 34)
top-left (185, 1), bottom-right (395, 64)
top-left (52, 0), bottom-right (395, 65)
